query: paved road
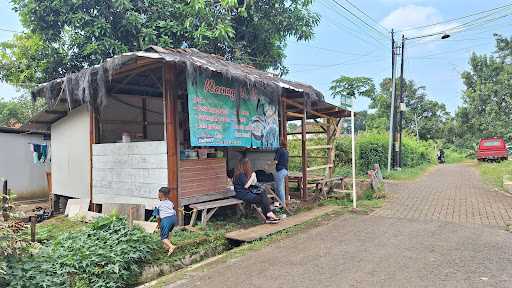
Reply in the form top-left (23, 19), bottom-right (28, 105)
top-left (373, 163), bottom-right (512, 226)
top-left (168, 164), bottom-right (512, 288)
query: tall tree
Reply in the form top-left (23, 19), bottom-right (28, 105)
top-left (329, 76), bottom-right (375, 135)
top-left (456, 48), bottom-right (512, 145)
top-left (330, 76), bottom-right (375, 103)
top-left (495, 34), bottom-right (512, 63)
top-left (0, 95), bottom-right (45, 127)
top-left (368, 78), bottom-right (450, 140)
top-left (1, 0), bottom-right (319, 88)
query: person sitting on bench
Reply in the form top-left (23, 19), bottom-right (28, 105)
top-left (233, 157), bottom-right (280, 224)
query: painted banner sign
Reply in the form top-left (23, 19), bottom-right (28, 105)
top-left (187, 71), bottom-right (279, 148)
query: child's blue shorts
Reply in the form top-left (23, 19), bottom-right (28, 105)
top-left (159, 215), bottom-right (176, 240)
top-left (152, 208), bottom-right (177, 240)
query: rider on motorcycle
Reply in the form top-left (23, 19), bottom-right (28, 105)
top-left (437, 148), bottom-right (445, 164)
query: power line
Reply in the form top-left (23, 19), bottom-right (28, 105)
top-left (445, 10), bottom-right (512, 34)
top-left (321, 0), bottom-right (389, 48)
top-left (328, 0), bottom-right (388, 37)
top-left (405, 9), bottom-right (512, 41)
top-left (409, 42), bottom-right (492, 59)
top-left (406, 18), bottom-right (512, 48)
top-left (301, 44), bottom-right (376, 56)
top-left (319, 0), bottom-right (388, 49)
top-left (0, 27), bottom-right (22, 33)
top-left (288, 55), bottom-right (387, 74)
top-left (341, 0), bottom-right (389, 33)
top-left (327, 0), bottom-right (389, 39)
top-left (400, 2), bottom-right (512, 32)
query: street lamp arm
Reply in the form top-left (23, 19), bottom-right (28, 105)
top-left (406, 32), bottom-right (450, 41)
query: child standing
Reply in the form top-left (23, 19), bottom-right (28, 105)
top-left (153, 187), bottom-right (177, 255)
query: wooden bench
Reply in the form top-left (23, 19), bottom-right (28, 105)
top-left (188, 198), bottom-right (244, 226)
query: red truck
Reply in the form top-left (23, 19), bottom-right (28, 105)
top-left (476, 137), bottom-right (508, 161)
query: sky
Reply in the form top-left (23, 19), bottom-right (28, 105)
top-left (282, 0), bottom-right (512, 112)
top-left (0, 0), bottom-right (511, 113)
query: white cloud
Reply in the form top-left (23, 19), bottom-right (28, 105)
top-left (381, 5), bottom-right (441, 29)
top-left (380, 5), bottom-right (459, 40)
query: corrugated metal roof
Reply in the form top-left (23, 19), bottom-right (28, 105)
top-left (0, 126), bottom-right (50, 135)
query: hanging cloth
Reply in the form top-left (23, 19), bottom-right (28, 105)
top-left (40, 144), bottom-right (48, 163)
top-left (32, 144), bottom-right (41, 164)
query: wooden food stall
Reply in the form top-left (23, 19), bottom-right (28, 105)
top-left (27, 47), bottom-right (351, 221)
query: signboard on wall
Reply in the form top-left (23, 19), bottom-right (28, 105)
top-left (187, 71), bottom-right (279, 148)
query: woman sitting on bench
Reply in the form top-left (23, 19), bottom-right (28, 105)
top-left (233, 157), bottom-right (280, 224)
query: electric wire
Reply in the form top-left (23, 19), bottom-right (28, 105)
top-left (328, 0), bottom-right (389, 38)
top-left (319, 0), bottom-right (389, 49)
top-left (409, 42), bottom-right (492, 59)
top-left (341, 0), bottom-right (389, 33)
top-left (321, 0), bottom-right (389, 47)
top-left (404, 6), bottom-right (512, 40)
top-left (400, 2), bottom-right (512, 32)
top-left (0, 27), bottom-right (22, 33)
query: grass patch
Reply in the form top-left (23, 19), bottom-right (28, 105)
top-left (33, 215), bottom-right (87, 242)
top-left (383, 164), bottom-right (433, 181)
top-left (444, 149), bottom-right (468, 164)
top-left (478, 160), bottom-right (512, 190)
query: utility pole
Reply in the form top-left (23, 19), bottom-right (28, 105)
top-left (387, 30), bottom-right (397, 172)
top-left (398, 35), bottom-right (406, 168)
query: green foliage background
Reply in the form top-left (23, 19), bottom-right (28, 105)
top-left (0, 95), bottom-right (45, 127)
top-left (288, 132), bottom-right (436, 176)
top-left (1, 0), bottom-right (319, 89)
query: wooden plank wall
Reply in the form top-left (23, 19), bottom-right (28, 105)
top-left (179, 158), bottom-right (227, 201)
top-left (92, 141), bottom-right (167, 208)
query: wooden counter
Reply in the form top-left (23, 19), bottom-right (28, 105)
top-left (179, 158), bottom-right (229, 205)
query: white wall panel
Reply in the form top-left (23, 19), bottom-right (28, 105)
top-left (0, 133), bottom-right (49, 200)
top-left (92, 141), bottom-right (167, 208)
top-left (51, 105), bottom-right (91, 199)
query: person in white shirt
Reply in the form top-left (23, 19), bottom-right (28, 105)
top-left (152, 187), bottom-right (177, 255)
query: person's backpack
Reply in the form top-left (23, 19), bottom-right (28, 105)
top-left (255, 170), bottom-right (274, 183)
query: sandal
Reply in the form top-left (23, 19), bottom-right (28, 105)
top-left (167, 245), bottom-right (176, 256)
top-left (265, 219), bottom-right (280, 224)
top-left (265, 216), bottom-right (280, 224)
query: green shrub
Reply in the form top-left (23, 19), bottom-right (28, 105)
top-left (356, 132), bottom-right (390, 173)
top-left (443, 147), bottom-right (472, 163)
top-left (288, 131), bottom-right (436, 176)
top-left (6, 215), bottom-right (160, 288)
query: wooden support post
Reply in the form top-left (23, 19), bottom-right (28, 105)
top-left (2, 179), bottom-right (8, 221)
top-left (326, 118), bottom-right (337, 179)
top-left (163, 63), bottom-right (180, 222)
top-left (2, 179), bottom-right (6, 208)
top-left (282, 98), bottom-right (289, 202)
top-left (30, 216), bottom-right (37, 242)
top-left (89, 105), bottom-right (96, 212)
top-left (301, 97), bottom-right (308, 200)
top-left (189, 209), bottom-right (198, 227)
top-left (128, 207), bottom-right (134, 228)
top-left (142, 97), bottom-right (148, 139)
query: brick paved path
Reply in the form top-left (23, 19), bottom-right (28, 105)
top-left (373, 163), bottom-right (512, 227)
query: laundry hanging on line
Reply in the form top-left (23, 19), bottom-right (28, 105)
top-left (31, 144), bottom-right (49, 164)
